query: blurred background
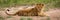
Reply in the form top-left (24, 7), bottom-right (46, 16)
top-left (0, 0), bottom-right (60, 11)
top-left (0, 0), bottom-right (60, 20)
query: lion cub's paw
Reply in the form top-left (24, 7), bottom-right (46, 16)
top-left (39, 13), bottom-right (49, 17)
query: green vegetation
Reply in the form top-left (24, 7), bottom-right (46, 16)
top-left (0, 0), bottom-right (56, 7)
top-left (0, 16), bottom-right (4, 20)
top-left (54, 1), bottom-right (60, 8)
top-left (47, 16), bottom-right (50, 20)
top-left (20, 18), bottom-right (24, 20)
top-left (20, 17), bottom-right (32, 20)
top-left (7, 16), bottom-right (13, 18)
top-left (0, 0), bottom-right (60, 10)
top-left (27, 18), bottom-right (32, 20)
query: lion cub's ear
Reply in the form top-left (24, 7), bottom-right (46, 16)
top-left (36, 3), bottom-right (44, 7)
top-left (41, 3), bottom-right (44, 6)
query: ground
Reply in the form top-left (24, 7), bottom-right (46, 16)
top-left (0, 8), bottom-right (60, 20)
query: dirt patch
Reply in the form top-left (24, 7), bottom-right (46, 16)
top-left (0, 8), bottom-right (60, 20)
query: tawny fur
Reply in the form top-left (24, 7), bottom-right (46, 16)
top-left (5, 3), bottom-right (47, 17)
